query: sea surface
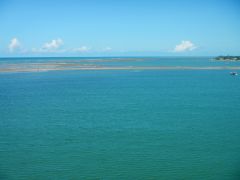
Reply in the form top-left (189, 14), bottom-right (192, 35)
top-left (0, 57), bottom-right (240, 179)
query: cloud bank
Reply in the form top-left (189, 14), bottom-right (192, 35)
top-left (4, 38), bottom-right (199, 55)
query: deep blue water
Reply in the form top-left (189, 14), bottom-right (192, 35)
top-left (0, 57), bottom-right (240, 179)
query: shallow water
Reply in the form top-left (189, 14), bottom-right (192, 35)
top-left (0, 57), bottom-right (240, 179)
top-left (1, 56), bottom-right (240, 67)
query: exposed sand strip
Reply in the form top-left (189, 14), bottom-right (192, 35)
top-left (1, 64), bottom-right (240, 73)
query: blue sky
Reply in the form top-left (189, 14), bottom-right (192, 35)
top-left (0, 0), bottom-right (239, 57)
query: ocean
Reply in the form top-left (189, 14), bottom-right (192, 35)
top-left (0, 57), bottom-right (240, 179)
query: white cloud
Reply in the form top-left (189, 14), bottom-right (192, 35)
top-left (174, 40), bottom-right (196, 52)
top-left (31, 38), bottom-right (64, 53)
top-left (42, 38), bottom-right (63, 51)
top-left (9, 38), bottom-right (21, 52)
top-left (73, 46), bottom-right (91, 53)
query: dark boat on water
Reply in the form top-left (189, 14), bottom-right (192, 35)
top-left (230, 72), bottom-right (238, 76)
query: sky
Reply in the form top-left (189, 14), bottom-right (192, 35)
top-left (0, 0), bottom-right (240, 57)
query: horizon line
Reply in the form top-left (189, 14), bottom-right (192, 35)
top-left (0, 55), bottom-right (217, 59)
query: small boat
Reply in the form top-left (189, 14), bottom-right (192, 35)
top-left (230, 72), bottom-right (238, 76)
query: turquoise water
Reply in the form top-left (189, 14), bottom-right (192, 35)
top-left (1, 56), bottom-right (240, 67)
top-left (0, 57), bottom-right (240, 179)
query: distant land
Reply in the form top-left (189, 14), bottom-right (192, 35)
top-left (215, 56), bottom-right (240, 61)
